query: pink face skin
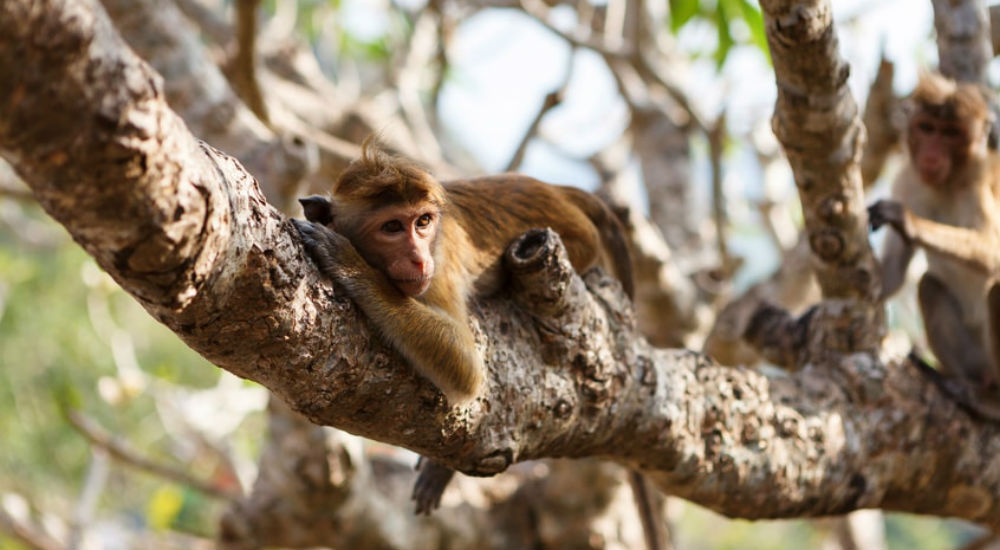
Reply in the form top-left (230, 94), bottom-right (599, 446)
top-left (908, 113), bottom-right (972, 188)
top-left (355, 204), bottom-right (439, 297)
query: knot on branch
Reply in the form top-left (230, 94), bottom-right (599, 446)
top-left (743, 303), bottom-right (808, 369)
top-left (808, 227), bottom-right (845, 262)
top-left (506, 227), bottom-right (576, 317)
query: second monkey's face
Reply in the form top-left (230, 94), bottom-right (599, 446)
top-left (355, 204), bottom-right (440, 297)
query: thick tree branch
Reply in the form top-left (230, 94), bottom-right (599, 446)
top-left (932, 0), bottom-right (993, 84)
top-left (7, 0), bottom-right (1000, 529)
top-left (859, 57), bottom-right (900, 188)
top-left (99, 0), bottom-right (314, 208)
top-left (760, 0), bottom-right (880, 306)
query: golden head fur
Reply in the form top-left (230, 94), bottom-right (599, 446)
top-left (910, 72), bottom-right (992, 129)
top-left (331, 138), bottom-right (446, 225)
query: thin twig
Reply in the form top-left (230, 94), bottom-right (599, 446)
top-left (67, 410), bottom-right (240, 501)
top-left (520, 0), bottom-right (704, 135)
top-left (173, 0), bottom-right (233, 46)
top-left (0, 508), bottom-right (61, 550)
top-left (603, 0), bottom-right (627, 49)
top-left (504, 49), bottom-right (576, 172)
top-left (708, 111), bottom-right (729, 266)
top-left (232, 0), bottom-right (270, 124)
top-left (395, 8), bottom-right (446, 165)
top-left (427, 0), bottom-right (451, 128)
top-left (67, 448), bottom-right (109, 549)
top-left (518, 0), bottom-right (633, 58)
top-left (278, 113), bottom-right (360, 163)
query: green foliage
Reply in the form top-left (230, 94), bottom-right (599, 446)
top-left (337, 32), bottom-right (392, 62)
top-left (668, 0), bottom-right (770, 67)
top-left (0, 203), bottom-right (256, 540)
top-left (0, 533), bottom-right (30, 550)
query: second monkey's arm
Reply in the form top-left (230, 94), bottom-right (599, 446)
top-left (294, 219), bottom-right (484, 404)
top-left (870, 199), bottom-right (1000, 276)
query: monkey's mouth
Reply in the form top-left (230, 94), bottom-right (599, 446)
top-left (392, 277), bottom-right (431, 297)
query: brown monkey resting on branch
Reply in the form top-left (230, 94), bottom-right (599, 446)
top-left (869, 72), bottom-right (1000, 416)
top-left (293, 140), bottom-right (666, 548)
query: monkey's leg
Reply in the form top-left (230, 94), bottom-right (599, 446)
top-left (912, 280), bottom-right (1000, 422)
top-left (411, 457), bottom-right (455, 516)
top-left (985, 282), bottom-right (1000, 389)
top-left (918, 274), bottom-right (992, 383)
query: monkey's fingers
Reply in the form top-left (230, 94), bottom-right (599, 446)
top-left (292, 219), bottom-right (340, 274)
top-left (867, 201), bottom-right (891, 231)
top-left (411, 459), bottom-right (455, 516)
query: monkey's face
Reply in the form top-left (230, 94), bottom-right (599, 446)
top-left (356, 204), bottom-right (439, 297)
top-left (908, 112), bottom-right (977, 188)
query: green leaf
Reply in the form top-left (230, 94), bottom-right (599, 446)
top-left (737, 0), bottom-right (770, 56)
top-left (49, 371), bottom-right (81, 413)
top-left (713, 1), bottom-right (734, 68)
top-left (669, 0), bottom-right (701, 32)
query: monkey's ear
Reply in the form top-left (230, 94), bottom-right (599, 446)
top-left (299, 195), bottom-right (334, 225)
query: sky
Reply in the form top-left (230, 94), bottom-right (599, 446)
top-left (337, 0), bottom-right (948, 180)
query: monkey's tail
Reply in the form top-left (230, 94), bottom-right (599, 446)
top-left (600, 205), bottom-right (636, 300)
top-left (565, 188), bottom-right (635, 299)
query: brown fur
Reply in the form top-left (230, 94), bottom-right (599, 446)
top-left (295, 141), bottom-right (649, 538)
top-left (870, 72), bottom-right (1000, 402)
top-left (909, 72), bottom-right (991, 127)
top-left (297, 141), bottom-right (634, 403)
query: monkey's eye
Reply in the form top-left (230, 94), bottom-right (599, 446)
top-left (941, 126), bottom-right (962, 138)
top-left (416, 213), bottom-right (433, 227)
top-left (917, 121), bottom-right (935, 133)
top-left (381, 220), bottom-right (404, 233)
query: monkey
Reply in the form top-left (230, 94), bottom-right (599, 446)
top-left (293, 140), bottom-right (666, 548)
top-left (868, 72), bottom-right (1000, 411)
top-left (294, 141), bottom-right (634, 403)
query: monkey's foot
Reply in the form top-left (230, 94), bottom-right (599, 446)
top-left (411, 457), bottom-right (456, 516)
top-left (910, 351), bottom-right (1000, 422)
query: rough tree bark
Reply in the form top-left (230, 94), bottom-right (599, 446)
top-left (736, 0), bottom-right (884, 371)
top-left (92, 1), bottom-right (697, 545)
top-left (97, 0), bottom-right (312, 208)
top-left (762, 0), bottom-right (879, 305)
top-left (6, 0), bottom-right (1000, 535)
top-left (932, 0), bottom-right (993, 84)
top-left (859, 57), bottom-right (900, 189)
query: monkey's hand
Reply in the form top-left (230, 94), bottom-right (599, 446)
top-left (411, 457), bottom-right (456, 516)
top-left (868, 199), bottom-right (914, 242)
top-left (292, 219), bottom-right (367, 281)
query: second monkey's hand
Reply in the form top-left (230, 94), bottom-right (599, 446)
top-left (868, 199), bottom-right (913, 243)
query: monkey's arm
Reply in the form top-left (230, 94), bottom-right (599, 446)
top-left (908, 216), bottom-right (1000, 274)
top-left (293, 220), bottom-right (484, 403)
top-left (870, 201), bottom-right (915, 299)
top-left (870, 199), bottom-right (1000, 276)
top-left (878, 228), bottom-right (915, 300)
